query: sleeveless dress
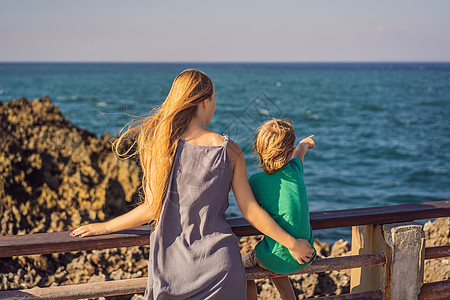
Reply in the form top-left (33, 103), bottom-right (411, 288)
top-left (144, 136), bottom-right (246, 300)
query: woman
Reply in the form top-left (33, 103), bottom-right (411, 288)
top-left (71, 69), bottom-right (314, 299)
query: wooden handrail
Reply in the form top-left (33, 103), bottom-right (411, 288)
top-left (0, 201), bottom-right (448, 300)
top-left (0, 230), bottom-right (150, 258)
top-left (425, 245), bottom-right (450, 260)
top-left (419, 279), bottom-right (450, 300)
top-left (314, 290), bottom-right (383, 300)
top-left (0, 200), bottom-right (448, 258)
top-left (0, 253), bottom-right (386, 300)
top-left (0, 278), bottom-right (147, 300)
top-left (245, 252), bottom-right (386, 280)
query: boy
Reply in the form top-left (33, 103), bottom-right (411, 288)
top-left (242, 118), bottom-right (316, 300)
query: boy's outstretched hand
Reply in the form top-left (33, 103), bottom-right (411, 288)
top-left (70, 223), bottom-right (109, 238)
top-left (300, 135), bottom-right (315, 149)
top-left (293, 135), bottom-right (315, 162)
top-left (288, 238), bottom-right (315, 265)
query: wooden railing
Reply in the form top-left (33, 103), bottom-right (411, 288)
top-left (0, 200), bottom-right (449, 299)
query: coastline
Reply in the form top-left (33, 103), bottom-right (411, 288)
top-left (0, 97), bottom-right (448, 298)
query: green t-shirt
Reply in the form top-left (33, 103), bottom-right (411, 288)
top-left (249, 157), bottom-right (313, 274)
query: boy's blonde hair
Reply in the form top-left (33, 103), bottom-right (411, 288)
top-left (253, 118), bottom-right (296, 175)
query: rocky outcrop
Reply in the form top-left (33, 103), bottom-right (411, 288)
top-left (0, 96), bottom-right (141, 236)
top-left (0, 96), bottom-right (144, 299)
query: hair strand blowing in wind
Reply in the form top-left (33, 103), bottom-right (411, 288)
top-left (112, 69), bottom-right (214, 227)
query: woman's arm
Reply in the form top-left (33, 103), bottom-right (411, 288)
top-left (70, 202), bottom-right (153, 237)
top-left (292, 135), bottom-right (315, 162)
top-left (228, 141), bottom-right (314, 264)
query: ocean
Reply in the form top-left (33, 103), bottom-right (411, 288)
top-left (1, 62), bottom-right (449, 243)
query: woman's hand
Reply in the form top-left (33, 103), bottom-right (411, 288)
top-left (70, 203), bottom-right (154, 238)
top-left (70, 223), bottom-right (110, 238)
top-left (288, 238), bottom-right (315, 264)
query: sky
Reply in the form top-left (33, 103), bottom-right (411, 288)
top-left (1, 0), bottom-right (449, 62)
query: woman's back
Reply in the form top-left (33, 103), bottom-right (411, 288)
top-left (71, 69), bottom-right (313, 299)
top-left (145, 135), bottom-right (246, 299)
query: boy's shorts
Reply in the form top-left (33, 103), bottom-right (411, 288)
top-left (242, 249), bottom-right (269, 270)
top-left (242, 249), bottom-right (317, 270)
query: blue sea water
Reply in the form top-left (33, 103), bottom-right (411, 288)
top-left (1, 62), bottom-right (449, 243)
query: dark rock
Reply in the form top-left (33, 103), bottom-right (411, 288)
top-left (0, 96), bottom-right (141, 236)
top-left (0, 96), bottom-right (142, 291)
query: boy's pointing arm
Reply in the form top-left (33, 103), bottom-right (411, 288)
top-left (292, 135), bottom-right (315, 162)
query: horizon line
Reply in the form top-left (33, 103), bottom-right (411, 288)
top-left (1, 60), bottom-right (450, 64)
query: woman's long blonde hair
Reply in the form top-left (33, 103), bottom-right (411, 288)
top-left (113, 69), bottom-right (214, 226)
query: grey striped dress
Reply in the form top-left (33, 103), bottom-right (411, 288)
top-left (144, 136), bottom-right (246, 300)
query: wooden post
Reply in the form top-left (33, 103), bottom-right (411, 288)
top-left (382, 222), bottom-right (425, 300)
top-left (350, 224), bottom-right (389, 293)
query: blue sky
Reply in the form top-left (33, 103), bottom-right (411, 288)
top-left (1, 0), bottom-right (449, 62)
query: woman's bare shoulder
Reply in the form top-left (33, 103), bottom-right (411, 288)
top-left (209, 131), bottom-right (226, 146)
top-left (200, 131), bottom-right (226, 146)
top-left (182, 130), bottom-right (225, 146)
top-left (227, 139), bottom-right (244, 169)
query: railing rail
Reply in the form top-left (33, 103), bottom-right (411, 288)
top-left (0, 253), bottom-right (387, 300)
top-left (1, 250), bottom-right (447, 300)
top-left (419, 280), bottom-right (450, 300)
top-left (425, 245), bottom-right (450, 260)
top-left (1, 200), bottom-right (448, 258)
